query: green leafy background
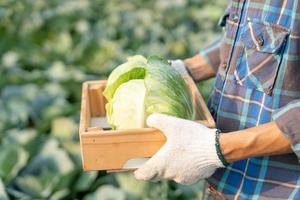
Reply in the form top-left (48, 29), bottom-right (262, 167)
top-left (0, 0), bottom-right (226, 199)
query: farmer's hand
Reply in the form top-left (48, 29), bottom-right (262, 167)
top-left (134, 114), bottom-right (225, 185)
top-left (170, 59), bottom-right (190, 76)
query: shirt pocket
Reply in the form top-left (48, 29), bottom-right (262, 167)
top-left (234, 21), bottom-right (289, 95)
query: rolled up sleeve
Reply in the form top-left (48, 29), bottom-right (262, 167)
top-left (196, 4), bottom-right (231, 74)
top-left (272, 99), bottom-right (300, 158)
top-left (199, 37), bottom-right (222, 73)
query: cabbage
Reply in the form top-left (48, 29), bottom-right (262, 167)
top-left (103, 55), bottom-right (195, 129)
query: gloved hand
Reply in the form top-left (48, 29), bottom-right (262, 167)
top-left (170, 59), bottom-right (190, 76)
top-left (134, 114), bottom-right (225, 185)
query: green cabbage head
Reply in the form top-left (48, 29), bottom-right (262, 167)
top-left (103, 55), bottom-right (195, 129)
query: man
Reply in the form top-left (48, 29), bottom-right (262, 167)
top-left (134, 1), bottom-right (300, 199)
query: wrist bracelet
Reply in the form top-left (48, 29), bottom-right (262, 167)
top-left (215, 129), bottom-right (230, 167)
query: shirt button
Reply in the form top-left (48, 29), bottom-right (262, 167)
top-left (232, 15), bottom-right (239, 23)
top-left (258, 36), bottom-right (264, 46)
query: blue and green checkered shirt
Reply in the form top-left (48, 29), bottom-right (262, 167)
top-left (193, 0), bottom-right (300, 199)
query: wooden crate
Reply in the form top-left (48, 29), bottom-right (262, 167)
top-left (79, 75), bottom-right (215, 171)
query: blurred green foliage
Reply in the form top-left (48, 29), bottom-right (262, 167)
top-left (0, 0), bottom-right (226, 199)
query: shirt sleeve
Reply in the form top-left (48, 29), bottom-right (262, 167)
top-left (199, 37), bottom-right (222, 73)
top-left (188, 4), bottom-right (231, 77)
top-left (272, 99), bottom-right (300, 159)
top-left (185, 37), bottom-right (222, 82)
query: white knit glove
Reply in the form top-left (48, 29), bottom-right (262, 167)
top-left (134, 114), bottom-right (225, 185)
top-left (170, 59), bottom-right (190, 76)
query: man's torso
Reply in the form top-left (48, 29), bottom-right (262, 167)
top-left (208, 0), bottom-right (300, 199)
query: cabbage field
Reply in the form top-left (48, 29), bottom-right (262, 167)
top-left (0, 0), bottom-right (226, 199)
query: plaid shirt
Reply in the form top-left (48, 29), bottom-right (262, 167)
top-left (190, 0), bottom-right (300, 199)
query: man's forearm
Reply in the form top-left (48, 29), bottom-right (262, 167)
top-left (220, 122), bottom-right (293, 163)
top-left (184, 55), bottom-right (216, 82)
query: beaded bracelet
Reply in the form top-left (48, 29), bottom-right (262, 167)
top-left (215, 129), bottom-right (230, 167)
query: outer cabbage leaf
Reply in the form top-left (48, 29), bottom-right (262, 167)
top-left (144, 56), bottom-right (195, 120)
top-left (103, 56), bottom-right (147, 101)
